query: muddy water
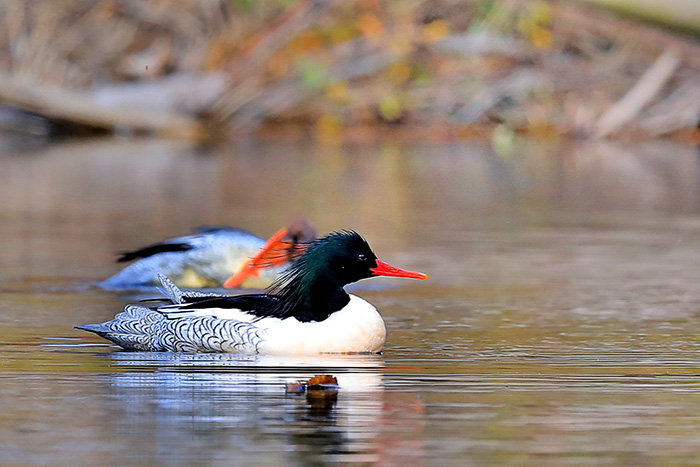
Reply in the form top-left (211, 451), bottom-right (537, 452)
top-left (2, 138), bottom-right (700, 465)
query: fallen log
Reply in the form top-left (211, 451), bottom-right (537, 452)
top-left (0, 74), bottom-right (199, 138)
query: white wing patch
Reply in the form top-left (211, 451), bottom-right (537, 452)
top-left (157, 304), bottom-right (260, 322)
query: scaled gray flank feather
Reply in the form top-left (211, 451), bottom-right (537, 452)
top-left (77, 275), bottom-right (266, 352)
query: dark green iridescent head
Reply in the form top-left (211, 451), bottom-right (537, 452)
top-left (268, 230), bottom-right (427, 322)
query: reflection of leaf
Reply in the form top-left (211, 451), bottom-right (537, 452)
top-left (492, 124), bottom-right (515, 156)
top-left (297, 60), bottom-right (328, 89)
top-left (316, 113), bottom-right (341, 140)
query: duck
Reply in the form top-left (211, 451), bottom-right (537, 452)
top-left (99, 218), bottom-right (316, 290)
top-left (78, 230), bottom-right (427, 354)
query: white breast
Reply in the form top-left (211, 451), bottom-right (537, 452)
top-left (257, 295), bottom-right (386, 355)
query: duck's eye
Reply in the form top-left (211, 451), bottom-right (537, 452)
top-left (358, 254), bottom-right (367, 262)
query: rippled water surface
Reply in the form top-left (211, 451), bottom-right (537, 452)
top-left (3, 138), bottom-right (700, 465)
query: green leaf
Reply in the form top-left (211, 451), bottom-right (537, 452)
top-left (297, 60), bottom-right (328, 90)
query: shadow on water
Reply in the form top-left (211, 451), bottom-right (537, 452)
top-left (3, 137), bottom-right (700, 464)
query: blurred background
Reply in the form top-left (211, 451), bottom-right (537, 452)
top-left (4, 1), bottom-right (700, 465)
top-left (1, 0), bottom-right (699, 141)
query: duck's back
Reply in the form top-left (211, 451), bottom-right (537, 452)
top-left (99, 228), bottom-right (280, 289)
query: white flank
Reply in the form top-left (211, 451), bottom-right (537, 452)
top-left (257, 295), bottom-right (387, 355)
top-left (158, 294), bottom-right (387, 354)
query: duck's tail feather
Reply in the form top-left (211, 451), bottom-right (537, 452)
top-left (74, 323), bottom-right (108, 334)
top-left (76, 304), bottom-right (169, 351)
top-left (76, 291), bottom-right (266, 352)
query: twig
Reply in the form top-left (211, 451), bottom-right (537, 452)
top-left (553, 2), bottom-right (700, 69)
top-left (451, 69), bottom-right (546, 124)
top-left (596, 48), bottom-right (680, 137)
top-left (230, 44), bottom-right (404, 129)
top-left (638, 80), bottom-right (700, 135)
top-left (210, 0), bottom-right (333, 122)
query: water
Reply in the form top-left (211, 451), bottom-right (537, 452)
top-left (2, 137), bottom-right (700, 464)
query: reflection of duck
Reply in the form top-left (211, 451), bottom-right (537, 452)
top-left (99, 218), bottom-right (316, 290)
top-left (79, 231), bottom-right (427, 354)
top-left (104, 352), bottom-right (385, 464)
top-left (109, 351), bottom-right (385, 390)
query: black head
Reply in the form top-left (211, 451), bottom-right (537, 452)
top-left (294, 230), bottom-right (377, 286)
top-left (265, 230), bottom-right (427, 322)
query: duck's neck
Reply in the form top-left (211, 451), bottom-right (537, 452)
top-left (308, 278), bottom-right (351, 321)
top-left (278, 275), bottom-right (350, 323)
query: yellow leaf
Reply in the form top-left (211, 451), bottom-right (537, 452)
top-left (317, 114), bottom-right (342, 141)
top-left (266, 53), bottom-right (290, 79)
top-left (379, 94), bottom-right (401, 121)
top-left (289, 30), bottom-right (324, 54)
top-left (326, 82), bottom-right (348, 101)
top-left (358, 14), bottom-right (385, 40)
top-left (424, 20), bottom-right (450, 43)
top-left (386, 61), bottom-right (411, 85)
top-left (531, 27), bottom-right (552, 49)
top-left (329, 24), bottom-right (358, 44)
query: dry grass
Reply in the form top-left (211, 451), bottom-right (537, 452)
top-left (0, 0), bottom-right (699, 140)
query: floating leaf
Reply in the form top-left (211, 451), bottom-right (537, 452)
top-left (307, 375), bottom-right (338, 387)
top-left (286, 374), bottom-right (339, 393)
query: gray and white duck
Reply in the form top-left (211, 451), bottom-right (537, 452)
top-left (99, 218), bottom-right (316, 290)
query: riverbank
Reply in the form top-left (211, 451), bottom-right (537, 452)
top-left (1, 0), bottom-right (699, 142)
